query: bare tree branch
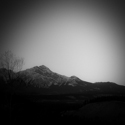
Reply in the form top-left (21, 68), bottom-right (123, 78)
top-left (0, 50), bottom-right (24, 84)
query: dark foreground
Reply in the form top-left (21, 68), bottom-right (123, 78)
top-left (1, 93), bottom-right (125, 125)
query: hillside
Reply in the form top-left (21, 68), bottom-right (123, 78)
top-left (0, 65), bottom-right (125, 95)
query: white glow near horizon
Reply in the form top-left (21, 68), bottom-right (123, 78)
top-left (2, 2), bottom-right (125, 85)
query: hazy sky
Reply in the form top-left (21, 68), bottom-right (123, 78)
top-left (0, 0), bottom-right (125, 85)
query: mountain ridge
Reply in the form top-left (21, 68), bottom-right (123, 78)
top-left (19, 65), bottom-right (85, 87)
top-left (0, 65), bottom-right (125, 95)
top-left (16, 65), bottom-right (125, 94)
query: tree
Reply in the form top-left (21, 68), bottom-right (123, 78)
top-left (0, 50), bottom-right (24, 124)
top-left (0, 50), bottom-right (24, 84)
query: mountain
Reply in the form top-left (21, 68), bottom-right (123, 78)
top-left (0, 65), bottom-right (125, 95)
top-left (18, 65), bottom-right (125, 94)
top-left (19, 65), bottom-right (90, 88)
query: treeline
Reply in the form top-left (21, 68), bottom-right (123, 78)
top-left (84, 94), bottom-right (125, 105)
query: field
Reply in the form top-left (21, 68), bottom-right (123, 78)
top-left (1, 93), bottom-right (125, 125)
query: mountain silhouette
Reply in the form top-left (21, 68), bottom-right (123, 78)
top-left (19, 65), bottom-right (90, 88)
top-left (0, 65), bottom-right (125, 95)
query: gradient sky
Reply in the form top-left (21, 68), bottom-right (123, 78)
top-left (0, 0), bottom-right (125, 85)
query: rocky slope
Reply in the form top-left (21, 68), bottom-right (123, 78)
top-left (0, 65), bottom-right (125, 94)
top-left (19, 65), bottom-right (89, 88)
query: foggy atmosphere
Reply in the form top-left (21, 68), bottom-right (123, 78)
top-left (0, 0), bottom-right (125, 124)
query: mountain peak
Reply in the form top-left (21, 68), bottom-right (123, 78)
top-left (70, 75), bottom-right (81, 80)
top-left (39, 65), bottom-right (51, 72)
top-left (39, 65), bottom-right (48, 68)
top-left (70, 75), bottom-right (79, 79)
